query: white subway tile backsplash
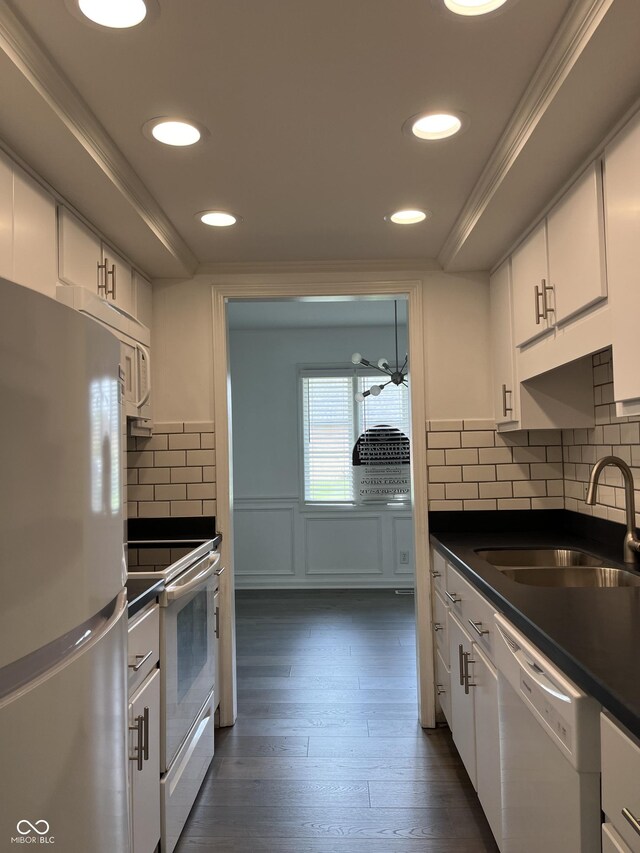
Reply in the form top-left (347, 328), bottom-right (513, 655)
top-left (427, 449), bottom-right (446, 465)
top-left (429, 465), bottom-right (462, 483)
top-left (429, 419), bottom-right (464, 432)
top-left (446, 482), bottom-right (479, 500)
top-left (461, 431), bottom-right (494, 448)
top-left (464, 499), bottom-right (497, 511)
top-left (479, 481), bottom-right (513, 499)
top-left (496, 463), bottom-right (530, 481)
top-left (445, 448), bottom-right (479, 465)
top-left (462, 465), bottom-right (496, 482)
top-left (478, 447), bottom-right (512, 465)
top-left (127, 423), bottom-right (217, 519)
top-left (427, 431), bottom-right (462, 449)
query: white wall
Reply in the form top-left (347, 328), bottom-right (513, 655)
top-left (152, 269), bottom-right (492, 423)
top-left (229, 324), bottom-right (408, 499)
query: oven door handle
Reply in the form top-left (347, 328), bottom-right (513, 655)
top-left (164, 552), bottom-right (220, 602)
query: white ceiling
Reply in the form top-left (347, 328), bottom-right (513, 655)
top-left (228, 297), bottom-right (408, 330)
top-left (2, 0), bottom-right (640, 277)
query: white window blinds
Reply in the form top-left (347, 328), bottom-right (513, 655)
top-left (302, 375), bottom-right (354, 502)
top-left (302, 372), bottom-right (410, 503)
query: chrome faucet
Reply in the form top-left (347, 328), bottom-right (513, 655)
top-left (586, 455), bottom-right (640, 564)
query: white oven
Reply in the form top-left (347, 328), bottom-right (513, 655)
top-left (160, 549), bottom-right (220, 769)
top-left (128, 537), bottom-right (222, 853)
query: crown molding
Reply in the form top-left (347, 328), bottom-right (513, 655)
top-left (196, 258), bottom-right (442, 276)
top-left (437, 0), bottom-right (614, 271)
top-left (0, 3), bottom-right (198, 276)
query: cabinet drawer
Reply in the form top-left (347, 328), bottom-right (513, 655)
top-left (604, 823), bottom-right (634, 853)
top-left (446, 562), bottom-right (496, 662)
top-left (430, 549), bottom-right (446, 595)
top-left (602, 713), bottom-right (640, 852)
top-left (128, 604), bottom-right (160, 695)
top-left (455, 570), bottom-right (496, 664)
top-left (433, 588), bottom-right (449, 666)
top-left (435, 647), bottom-right (451, 728)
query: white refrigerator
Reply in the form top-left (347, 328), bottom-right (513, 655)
top-left (0, 279), bottom-right (130, 852)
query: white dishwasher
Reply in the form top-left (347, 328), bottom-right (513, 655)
top-left (494, 613), bottom-right (601, 853)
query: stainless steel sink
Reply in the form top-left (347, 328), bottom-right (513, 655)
top-left (498, 566), bottom-right (640, 588)
top-left (475, 548), bottom-right (604, 568)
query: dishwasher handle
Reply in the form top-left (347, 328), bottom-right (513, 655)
top-left (497, 623), bottom-right (572, 704)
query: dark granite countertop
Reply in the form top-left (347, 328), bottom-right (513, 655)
top-left (126, 577), bottom-right (164, 618)
top-left (429, 509), bottom-right (640, 739)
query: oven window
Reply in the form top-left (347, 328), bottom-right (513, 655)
top-left (177, 591), bottom-right (208, 702)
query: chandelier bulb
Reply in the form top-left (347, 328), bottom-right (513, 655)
top-left (378, 357), bottom-right (390, 370)
top-left (351, 353), bottom-right (362, 365)
top-left (355, 391), bottom-right (366, 402)
top-left (369, 384), bottom-right (382, 397)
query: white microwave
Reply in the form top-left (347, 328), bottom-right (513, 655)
top-left (56, 284), bottom-right (152, 430)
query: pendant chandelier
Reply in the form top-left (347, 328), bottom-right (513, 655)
top-left (351, 301), bottom-right (408, 402)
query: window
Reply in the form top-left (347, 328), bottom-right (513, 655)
top-left (302, 371), bottom-right (410, 502)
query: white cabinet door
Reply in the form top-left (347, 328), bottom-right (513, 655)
top-left (0, 152), bottom-right (13, 281)
top-left (103, 244), bottom-right (133, 315)
top-left (472, 641), bottom-right (502, 849)
top-left (605, 110), bottom-right (640, 408)
top-left (13, 169), bottom-right (56, 297)
top-left (547, 161), bottom-right (607, 326)
top-left (134, 271), bottom-right (153, 328)
top-left (435, 647), bottom-right (451, 728)
top-left (448, 610), bottom-right (476, 788)
top-left (214, 588), bottom-right (221, 710)
top-left (511, 221), bottom-right (551, 347)
top-left (58, 206), bottom-right (102, 292)
top-left (129, 667), bottom-right (160, 853)
top-left (490, 259), bottom-right (519, 427)
top-left (601, 714), bottom-right (640, 853)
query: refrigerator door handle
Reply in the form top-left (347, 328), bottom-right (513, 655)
top-left (0, 591), bottom-right (127, 706)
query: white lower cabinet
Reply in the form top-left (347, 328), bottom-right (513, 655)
top-left (129, 667), bottom-right (160, 853)
top-left (601, 713), bottom-right (640, 852)
top-left (435, 647), bottom-right (451, 727)
top-left (472, 641), bottom-right (502, 849)
top-left (447, 610), bottom-right (477, 788)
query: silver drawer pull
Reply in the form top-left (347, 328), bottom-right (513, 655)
top-left (430, 570), bottom-right (441, 578)
top-left (458, 644), bottom-right (465, 686)
top-left (468, 619), bottom-right (490, 637)
top-left (128, 650), bottom-right (153, 672)
top-left (436, 683), bottom-right (446, 696)
top-left (433, 622), bottom-right (443, 632)
top-left (445, 591), bottom-right (461, 604)
top-left (214, 565), bottom-right (225, 576)
top-left (129, 715), bottom-right (144, 771)
top-left (463, 651), bottom-right (476, 695)
top-left (622, 807), bottom-right (640, 837)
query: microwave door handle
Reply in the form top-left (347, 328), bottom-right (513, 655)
top-left (135, 343), bottom-right (151, 408)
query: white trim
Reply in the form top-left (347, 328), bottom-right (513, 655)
top-left (0, 3), bottom-right (197, 276)
top-left (211, 278), bottom-right (435, 728)
top-left (438, 0), bottom-right (614, 270)
top-left (199, 258), bottom-right (441, 276)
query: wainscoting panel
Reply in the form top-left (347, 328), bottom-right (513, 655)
top-left (233, 499), bottom-right (413, 588)
top-left (304, 515), bottom-right (383, 576)
top-left (234, 502), bottom-right (295, 576)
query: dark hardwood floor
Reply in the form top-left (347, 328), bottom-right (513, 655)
top-left (176, 589), bottom-right (499, 852)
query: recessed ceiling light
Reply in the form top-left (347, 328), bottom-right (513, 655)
top-left (198, 211), bottom-right (240, 227)
top-left (143, 118), bottom-right (206, 147)
top-left (411, 112), bottom-right (463, 140)
top-left (386, 210), bottom-right (429, 225)
top-left (443, 0), bottom-right (509, 16)
top-left (77, 0), bottom-right (147, 28)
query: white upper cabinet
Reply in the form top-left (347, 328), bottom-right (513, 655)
top-left (58, 205), bottom-right (134, 316)
top-left (511, 221), bottom-right (551, 347)
top-left (604, 110), bottom-right (640, 412)
top-left (11, 168), bottom-right (56, 297)
top-left (489, 259), bottom-right (519, 428)
top-left (0, 153), bottom-right (13, 282)
top-left (547, 161), bottom-right (607, 326)
top-left (133, 271), bottom-right (152, 329)
top-left (58, 205), bottom-right (102, 292)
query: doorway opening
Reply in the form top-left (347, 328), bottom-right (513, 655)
top-left (210, 280), bottom-right (433, 732)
